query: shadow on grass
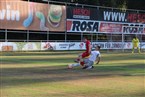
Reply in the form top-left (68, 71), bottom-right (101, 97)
top-left (1, 63), bottom-right (144, 87)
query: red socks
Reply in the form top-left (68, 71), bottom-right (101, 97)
top-left (80, 61), bottom-right (85, 66)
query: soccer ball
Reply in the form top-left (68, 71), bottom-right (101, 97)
top-left (68, 64), bottom-right (73, 69)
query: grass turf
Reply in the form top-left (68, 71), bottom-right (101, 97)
top-left (1, 51), bottom-right (145, 97)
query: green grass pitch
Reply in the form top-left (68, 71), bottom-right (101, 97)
top-left (1, 51), bottom-right (145, 97)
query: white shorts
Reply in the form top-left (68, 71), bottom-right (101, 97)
top-left (84, 59), bottom-right (94, 67)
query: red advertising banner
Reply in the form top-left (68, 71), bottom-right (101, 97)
top-left (127, 13), bottom-right (145, 23)
top-left (99, 22), bottom-right (122, 33)
top-left (144, 25), bottom-right (145, 34)
top-left (67, 6), bottom-right (98, 20)
top-left (0, 1), bottom-right (66, 31)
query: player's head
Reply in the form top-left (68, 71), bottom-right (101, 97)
top-left (135, 36), bottom-right (138, 39)
top-left (82, 37), bottom-right (88, 42)
top-left (133, 35), bottom-right (137, 39)
top-left (95, 46), bottom-right (101, 51)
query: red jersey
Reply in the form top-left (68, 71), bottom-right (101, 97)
top-left (85, 40), bottom-right (91, 53)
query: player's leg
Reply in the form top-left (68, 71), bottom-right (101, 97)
top-left (132, 46), bottom-right (135, 53)
top-left (82, 60), bottom-right (94, 69)
top-left (83, 65), bottom-right (94, 69)
top-left (80, 52), bottom-right (90, 66)
top-left (137, 46), bottom-right (141, 53)
top-left (74, 53), bottom-right (83, 62)
top-left (68, 58), bottom-right (88, 69)
top-left (68, 63), bottom-right (80, 69)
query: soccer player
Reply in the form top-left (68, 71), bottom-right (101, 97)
top-left (132, 36), bottom-right (140, 53)
top-left (68, 46), bottom-right (101, 69)
top-left (75, 37), bottom-right (91, 66)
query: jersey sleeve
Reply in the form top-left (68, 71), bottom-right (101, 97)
top-left (137, 39), bottom-right (139, 43)
top-left (132, 39), bottom-right (134, 43)
top-left (95, 51), bottom-right (101, 57)
top-left (132, 39), bottom-right (135, 43)
top-left (98, 52), bottom-right (101, 57)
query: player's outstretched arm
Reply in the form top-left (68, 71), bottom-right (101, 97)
top-left (95, 57), bottom-right (100, 64)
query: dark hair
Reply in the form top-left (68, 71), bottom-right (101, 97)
top-left (83, 36), bottom-right (88, 40)
top-left (97, 46), bottom-right (101, 50)
top-left (133, 36), bottom-right (136, 38)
